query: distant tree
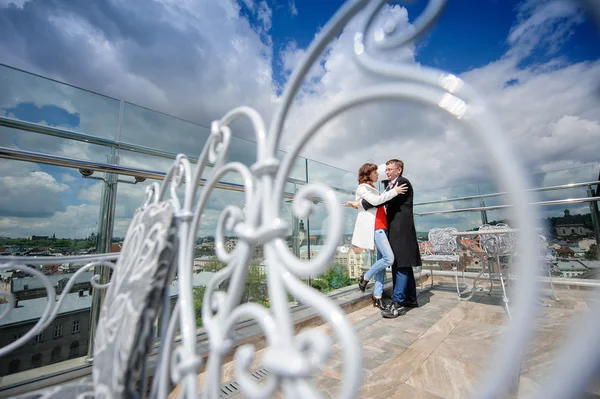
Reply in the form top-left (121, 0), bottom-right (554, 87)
top-left (205, 256), bottom-right (226, 272)
top-left (310, 279), bottom-right (327, 292)
top-left (321, 264), bottom-right (351, 291)
top-left (242, 265), bottom-right (268, 306)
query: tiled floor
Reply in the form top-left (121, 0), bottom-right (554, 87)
top-left (309, 287), bottom-right (599, 399)
top-left (173, 285), bottom-right (599, 398)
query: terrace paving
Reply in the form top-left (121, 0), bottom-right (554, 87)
top-left (179, 282), bottom-right (599, 398)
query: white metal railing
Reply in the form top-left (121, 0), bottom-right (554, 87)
top-left (0, 0), bottom-right (598, 398)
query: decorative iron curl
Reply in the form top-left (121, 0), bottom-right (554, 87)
top-left (272, 183), bottom-right (344, 277)
top-left (265, 2), bottom-right (541, 398)
top-left (175, 1), bottom-right (542, 398)
top-left (0, 256), bottom-right (118, 357)
top-left (155, 115), bottom-right (259, 399)
top-left (364, 0), bottom-right (446, 51)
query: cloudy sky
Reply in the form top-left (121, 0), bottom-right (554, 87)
top-left (0, 0), bottom-right (599, 239)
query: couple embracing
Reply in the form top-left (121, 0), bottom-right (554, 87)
top-left (348, 159), bottom-right (422, 319)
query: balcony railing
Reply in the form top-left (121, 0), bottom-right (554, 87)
top-left (1, 62), bottom-right (599, 397)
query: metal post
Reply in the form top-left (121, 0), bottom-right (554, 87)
top-left (587, 186), bottom-right (600, 260)
top-left (86, 153), bottom-right (120, 361)
top-left (305, 159), bottom-right (311, 287)
top-left (479, 185), bottom-right (489, 225)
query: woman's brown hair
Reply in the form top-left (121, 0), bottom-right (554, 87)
top-left (358, 163), bottom-right (377, 186)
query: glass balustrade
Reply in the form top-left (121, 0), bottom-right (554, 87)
top-left (1, 63), bottom-right (599, 391)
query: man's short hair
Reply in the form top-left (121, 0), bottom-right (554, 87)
top-left (386, 159), bottom-right (404, 171)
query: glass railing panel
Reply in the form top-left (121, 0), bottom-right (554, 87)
top-left (0, 126), bottom-right (116, 164)
top-left (117, 148), bottom-right (179, 174)
top-left (414, 211), bottom-right (487, 240)
top-left (188, 179), bottom-right (261, 329)
top-left (276, 150), bottom-right (307, 183)
top-left (0, 65), bottom-right (120, 140)
top-left (228, 136), bottom-right (257, 167)
top-left (529, 164), bottom-right (599, 188)
top-left (0, 160), bottom-right (104, 382)
top-left (307, 160), bottom-right (356, 196)
top-left (305, 193), bottom-right (356, 293)
top-left (532, 165), bottom-right (600, 203)
top-left (415, 182), bottom-right (481, 205)
top-left (475, 181), bottom-right (500, 197)
top-left (119, 102), bottom-right (210, 157)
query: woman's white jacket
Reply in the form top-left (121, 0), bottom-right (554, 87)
top-left (351, 183), bottom-right (398, 250)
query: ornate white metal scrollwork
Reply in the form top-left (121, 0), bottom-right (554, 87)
top-left (0, 254), bottom-right (119, 358)
top-left (164, 1), bottom-right (539, 399)
top-left (3, 1), bottom-right (597, 398)
top-left (176, 0), bottom-right (548, 398)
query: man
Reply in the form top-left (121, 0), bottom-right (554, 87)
top-left (354, 159), bottom-right (422, 318)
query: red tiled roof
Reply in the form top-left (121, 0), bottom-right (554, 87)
top-left (461, 239), bottom-right (484, 253)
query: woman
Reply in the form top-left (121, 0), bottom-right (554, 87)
top-left (349, 163), bottom-right (407, 309)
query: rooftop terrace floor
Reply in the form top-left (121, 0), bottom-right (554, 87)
top-left (321, 285), bottom-right (599, 399)
top-left (190, 283), bottom-right (600, 399)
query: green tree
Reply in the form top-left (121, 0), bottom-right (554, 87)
top-left (242, 265), bottom-right (269, 306)
top-left (321, 264), bottom-right (352, 291)
top-left (205, 256), bottom-right (226, 272)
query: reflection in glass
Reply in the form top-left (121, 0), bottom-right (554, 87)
top-left (307, 159), bottom-right (356, 195)
top-left (0, 65), bottom-right (120, 140)
top-left (0, 125), bottom-right (115, 164)
top-left (120, 102), bottom-right (210, 156)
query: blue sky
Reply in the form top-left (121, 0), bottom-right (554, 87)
top-left (0, 0), bottom-right (599, 238)
top-left (264, 0), bottom-right (600, 85)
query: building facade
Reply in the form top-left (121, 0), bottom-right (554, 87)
top-left (0, 292), bottom-right (92, 376)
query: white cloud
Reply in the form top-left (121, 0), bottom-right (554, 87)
top-left (0, 204), bottom-right (100, 239)
top-left (0, 0), bottom-right (598, 239)
top-left (0, 160), bottom-right (69, 218)
top-left (60, 173), bottom-right (76, 183)
top-left (256, 1), bottom-right (272, 32)
top-left (507, 0), bottom-right (585, 59)
top-left (276, 0), bottom-right (599, 194)
top-left (0, 0), bottom-right (29, 9)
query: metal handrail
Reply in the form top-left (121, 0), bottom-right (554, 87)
top-left (415, 179), bottom-right (600, 206)
top-left (0, 146), bottom-right (280, 196)
top-left (414, 196), bottom-right (600, 216)
top-left (4, 116), bottom-right (595, 201)
top-left (0, 119), bottom-right (356, 196)
top-left (0, 146), bottom-right (359, 201)
top-left (2, 146), bottom-right (596, 212)
top-left (0, 115), bottom-right (205, 164)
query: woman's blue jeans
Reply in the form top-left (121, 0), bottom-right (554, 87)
top-left (365, 229), bottom-right (394, 297)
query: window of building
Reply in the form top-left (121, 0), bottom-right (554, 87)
top-left (34, 333), bottom-right (43, 343)
top-left (54, 324), bottom-right (63, 338)
top-left (31, 353), bottom-right (42, 368)
top-left (50, 347), bottom-right (62, 363)
top-left (69, 341), bottom-right (80, 358)
top-left (8, 359), bottom-right (20, 375)
top-left (72, 320), bottom-right (80, 333)
top-left (12, 332), bottom-right (23, 341)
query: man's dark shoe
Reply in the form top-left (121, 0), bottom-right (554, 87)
top-left (381, 302), bottom-right (406, 318)
top-left (358, 272), bottom-right (367, 292)
top-left (401, 300), bottom-right (419, 308)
